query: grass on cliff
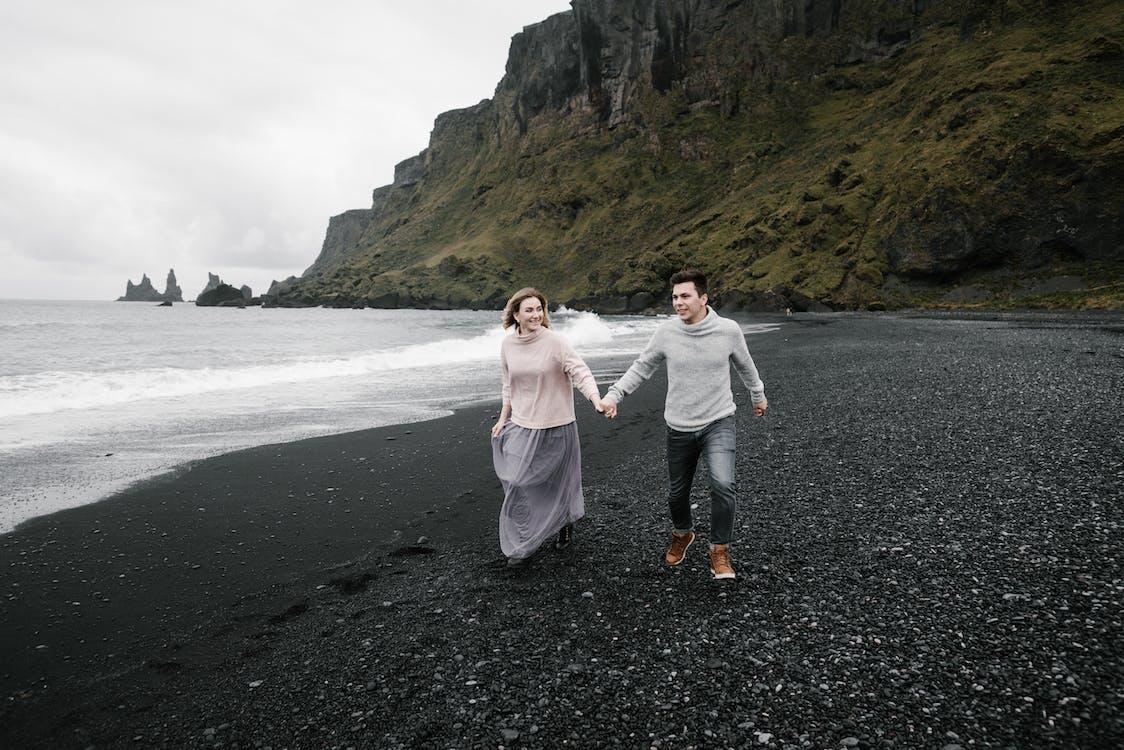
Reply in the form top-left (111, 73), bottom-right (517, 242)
top-left (297, 0), bottom-right (1122, 310)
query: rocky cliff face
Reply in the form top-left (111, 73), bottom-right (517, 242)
top-left (280, 0), bottom-right (1122, 311)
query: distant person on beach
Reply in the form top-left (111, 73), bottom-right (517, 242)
top-left (601, 268), bottom-right (767, 580)
top-left (491, 287), bottom-right (605, 567)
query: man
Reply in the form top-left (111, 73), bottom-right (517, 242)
top-left (602, 268), bottom-right (767, 580)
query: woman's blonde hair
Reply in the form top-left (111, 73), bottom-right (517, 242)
top-left (502, 287), bottom-right (551, 331)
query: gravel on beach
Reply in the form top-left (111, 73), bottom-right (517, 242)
top-left (2, 312), bottom-right (1121, 749)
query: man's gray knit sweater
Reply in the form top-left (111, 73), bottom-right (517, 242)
top-left (606, 307), bottom-right (766, 431)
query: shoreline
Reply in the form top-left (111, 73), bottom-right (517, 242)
top-left (0, 303), bottom-right (661, 537)
top-left (0, 372), bottom-right (672, 735)
top-left (0, 406), bottom-right (462, 538)
top-left (0, 399), bottom-right (511, 688)
top-left (2, 312), bottom-right (1122, 748)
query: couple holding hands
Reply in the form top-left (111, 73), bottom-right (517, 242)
top-left (490, 269), bottom-right (768, 579)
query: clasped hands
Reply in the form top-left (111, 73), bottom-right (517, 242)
top-left (594, 396), bottom-right (618, 419)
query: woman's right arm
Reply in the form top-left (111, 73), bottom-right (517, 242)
top-left (492, 348), bottom-right (512, 438)
top-left (491, 403), bottom-right (511, 438)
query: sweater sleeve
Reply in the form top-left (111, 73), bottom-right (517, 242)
top-left (500, 346), bottom-right (511, 406)
top-left (730, 328), bottom-right (766, 404)
top-left (606, 329), bottom-right (665, 402)
top-left (559, 339), bottom-right (600, 402)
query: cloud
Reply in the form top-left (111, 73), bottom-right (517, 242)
top-left (0, 0), bottom-right (573, 299)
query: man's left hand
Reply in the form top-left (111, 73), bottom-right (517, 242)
top-left (753, 398), bottom-right (768, 417)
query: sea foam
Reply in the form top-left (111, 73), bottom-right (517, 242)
top-left (0, 311), bottom-right (648, 418)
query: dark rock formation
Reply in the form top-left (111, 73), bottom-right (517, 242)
top-left (266, 276), bottom-right (300, 296)
top-left (198, 273), bottom-right (222, 298)
top-left (715, 289), bottom-right (792, 314)
top-left (117, 269), bottom-right (183, 302)
top-left (163, 269), bottom-right (184, 302)
top-left (240, 285), bottom-right (253, 300)
top-left (196, 283), bottom-right (247, 307)
top-left (117, 274), bottom-right (162, 302)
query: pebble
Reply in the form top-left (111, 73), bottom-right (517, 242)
top-left (13, 317), bottom-right (1122, 750)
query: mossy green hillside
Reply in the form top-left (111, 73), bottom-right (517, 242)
top-left (287, 1), bottom-right (1122, 310)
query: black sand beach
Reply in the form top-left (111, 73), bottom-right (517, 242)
top-left (2, 313), bottom-right (1122, 749)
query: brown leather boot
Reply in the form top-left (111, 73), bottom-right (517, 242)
top-left (709, 544), bottom-right (736, 580)
top-left (665, 530), bottom-right (695, 566)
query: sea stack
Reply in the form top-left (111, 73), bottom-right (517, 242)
top-left (116, 268), bottom-right (185, 302)
top-left (116, 274), bottom-right (162, 302)
top-left (196, 283), bottom-right (245, 306)
top-left (198, 272), bottom-right (222, 298)
top-left (164, 269), bottom-right (184, 302)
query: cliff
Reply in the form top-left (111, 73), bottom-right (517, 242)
top-left (277, 0), bottom-right (1123, 311)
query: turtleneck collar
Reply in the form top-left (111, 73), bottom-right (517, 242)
top-left (513, 325), bottom-right (547, 343)
top-left (674, 306), bottom-right (721, 335)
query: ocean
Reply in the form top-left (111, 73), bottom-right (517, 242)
top-left (0, 300), bottom-right (780, 533)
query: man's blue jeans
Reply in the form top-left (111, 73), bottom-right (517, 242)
top-left (666, 415), bottom-right (737, 545)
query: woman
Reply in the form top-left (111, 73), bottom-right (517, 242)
top-left (491, 287), bottom-right (604, 567)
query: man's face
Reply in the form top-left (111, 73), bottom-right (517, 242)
top-left (671, 281), bottom-right (708, 324)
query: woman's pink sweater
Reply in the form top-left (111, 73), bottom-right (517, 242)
top-left (500, 327), bottom-right (600, 429)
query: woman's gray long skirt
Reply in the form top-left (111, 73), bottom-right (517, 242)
top-left (492, 420), bottom-right (585, 560)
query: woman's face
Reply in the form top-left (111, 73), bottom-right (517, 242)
top-left (515, 297), bottom-right (544, 332)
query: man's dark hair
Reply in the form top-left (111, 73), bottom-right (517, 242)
top-left (669, 268), bottom-right (708, 297)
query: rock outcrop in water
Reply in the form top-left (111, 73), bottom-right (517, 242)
top-left (117, 269), bottom-right (184, 303)
top-left (197, 283), bottom-right (251, 307)
top-left (193, 275), bottom-right (260, 307)
top-left (163, 269), bottom-right (184, 303)
top-left (273, 0), bottom-right (1123, 311)
top-left (117, 274), bottom-right (161, 302)
top-left (262, 277), bottom-right (299, 308)
top-left (198, 273), bottom-right (222, 299)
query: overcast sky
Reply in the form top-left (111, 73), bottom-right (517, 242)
top-left (0, 0), bottom-right (573, 300)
